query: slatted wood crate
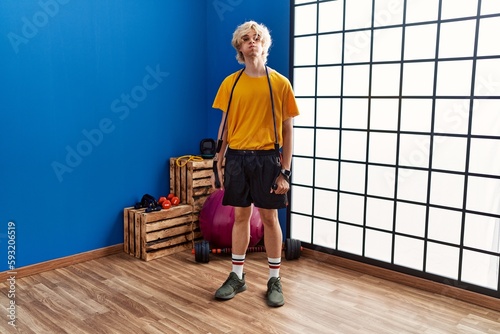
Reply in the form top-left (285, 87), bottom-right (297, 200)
top-left (123, 206), bottom-right (145, 256)
top-left (169, 157), bottom-right (220, 214)
top-left (123, 204), bottom-right (202, 261)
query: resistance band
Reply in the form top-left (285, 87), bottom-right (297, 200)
top-left (213, 66), bottom-right (280, 188)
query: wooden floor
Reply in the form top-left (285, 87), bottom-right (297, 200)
top-left (1, 250), bottom-right (500, 334)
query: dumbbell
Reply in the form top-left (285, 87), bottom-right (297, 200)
top-left (192, 238), bottom-right (303, 263)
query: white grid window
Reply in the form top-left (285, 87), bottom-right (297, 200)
top-left (290, 0), bottom-right (500, 299)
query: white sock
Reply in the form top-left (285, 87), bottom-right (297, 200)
top-left (232, 253), bottom-right (245, 280)
top-left (268, 257), bottom-right (281, 280)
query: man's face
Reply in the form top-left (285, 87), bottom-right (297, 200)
top-left (239, 29), bottom-right (263, 60)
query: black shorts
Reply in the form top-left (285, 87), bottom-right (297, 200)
top-left (222, 148), bottom-right (287, 209)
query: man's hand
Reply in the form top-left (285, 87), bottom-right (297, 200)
top-left (211, 162), bottom-right (224, 190)
top-left (270, 174), bottom-right (289, 194)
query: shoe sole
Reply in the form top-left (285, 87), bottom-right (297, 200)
top-left (267, 299), bottom-right (285, 307)
top-left (215, 284), bottom-right (247, 300)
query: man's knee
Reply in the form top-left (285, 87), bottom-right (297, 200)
top-left (259, 208), bottom-right (279, 226)
top-left (234, 206), bottom-right (253, 224)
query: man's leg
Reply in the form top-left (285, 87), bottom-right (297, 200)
top-left (259, 208), bottom-right (282, 259)
top-left (215, 206), bottom-right (252, 300)
top-left (232, 206), bottom-right (252, 254)
top-left (259, 208), bottom-right (285, 307)
top-left (231, 206), bottom-right (252, 279)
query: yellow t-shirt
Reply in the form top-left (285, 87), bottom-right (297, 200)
top-left (212, 69), bottom-right (300, 150)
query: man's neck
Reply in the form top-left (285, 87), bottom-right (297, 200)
top-left (244, 58), bottom-right (267, 77)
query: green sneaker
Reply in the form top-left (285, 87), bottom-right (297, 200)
top-left (215, 272), bottom-right (247, 300)
top-left (266, 277), bottom-right (285, 307)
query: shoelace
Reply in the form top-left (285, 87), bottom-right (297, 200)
top-left (269, 278), bottom-right (282, 293)
top-left (226, 275), bottom-right (244, 287)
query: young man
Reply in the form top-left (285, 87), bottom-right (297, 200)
top-left (211, 21), bottom-right (299, 307)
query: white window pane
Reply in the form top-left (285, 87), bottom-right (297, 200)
top-left (373, 0), bottom-right (404, 27)
top-left (426, 243), bottom-right (459, 279)
top-left (439, 20), bottom-right (476, 58)
top-left (436, 60), bottom-right (472, 96)
top-left (293, 128), bottom-right (315, 156)
top-left (338, 224), bottom-right (364, 255)
top-left (397, 168), bottom-right (428, 203)
top-left (290, 213), bottom-right (312, 243)
top-left (400, 99), bottom-right (433, 132)
top-left (469, 138), bottom-right (500, 176)
top-left (292, 157), bottom-right (313, 186)
top-left (342, 98), bottom-right (368, 129)
top-left (466, 176), bottom-right (500, 215)
top-left (318, 33), bottom-right (343, 65)
top-left (316, 129), bottom-right (339, 159)
top-left (294, 4), bottom-right (317, 35)
top-left (369, 132), bottom-right (397, 165)
top-left (317, 66), bottom-right (341, 96)
top-left (313, 218), bottom-right (337, 249)
top-left (404, 23), bottom-right (437, 60)
top-left (472, 99), bottom-right (500, 136)
top-left (344, 65), bottom-right (370, 96)
top-left (317, 98), bottom-right (341, 128)
top-left (477, 17), bottom-right (500, 56)
top-left (399, 134), bottom-right (430, 168)
top-left (370, 99), bottom-right (399, 131)
top-left (293, 67), bottom-right (316, 96)
top-left (314, 189), bottom-right (338, 219)
top-left (344, 30), bottom-right (372, 63)
top-left (431, 136), bottom-right (467, 172)
top-left (396, 202), bottom-right (426, 237)
top-left (294, 98), bottom-right (315, 127)
top-left (464, 213), bottom-right (500, 253)
top-left (319, 0), bottom-right (344, 33)
top-left (441, 0), bottom-right (478, 20)
top-left (434, 99), bottom-right (470, 135)
top-left (339, 162), bottom-right (366, 193)
top-left (462, 250), bottom-right (499, 290)
top-left (372, 27), bottom-right (402, 62)
top-left (394, 236), bottom-right (424, 270)
top-left (428, 207), bottom-right (462, 244)
top-left (291, 185), bottom-right (313, 215)
top-left (315, 159), bottom-right (338, 190)
top-left (367, 165), bottom-right (396, 198)
top-left (366, 197), bottom-right (394, 231)
top-left (406, 0), bottom-right (439, 24)
top-left (402, 62), bottom-right (435, 96)
top-left (294, 36), bottom-right (317, 66)
top-left (345, 0), bottom-right (373, 30)
top-left (339, 194), bottom-right (365, 226)
top-left (429, 172), bottom-right (464, 209)
top-left (365, 229), bottom-right (393, 263)
top-left (474, 59), bottom-right (500, 96)
top-left (341, 131), bottom-right (367, 162)
top-left (371, 64), bottom-right (401, 96)
top-left (481, 0), bottom-right (500, 15)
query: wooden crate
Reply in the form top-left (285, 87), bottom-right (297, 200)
top-left (123, 206), bottom-right (145, 256)
top-left (169, 157), bottom-right (219, 214)
top-left (123, 205), bottom-right (202, 261)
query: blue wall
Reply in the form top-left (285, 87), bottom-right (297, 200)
top-left (0, 0), bottom-right (290, 271)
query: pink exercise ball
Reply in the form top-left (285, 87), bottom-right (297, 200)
top-left (199, 189), bottom-right (263, 249)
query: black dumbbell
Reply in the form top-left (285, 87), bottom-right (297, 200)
top-left (193, 238), bottom-right (302, 263)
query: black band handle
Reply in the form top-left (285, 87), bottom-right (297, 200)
top-left (213, 160), bottom-right (221, 189)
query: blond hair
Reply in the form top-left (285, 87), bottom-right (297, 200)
top-left (231, 21), bottom-right (272, 65)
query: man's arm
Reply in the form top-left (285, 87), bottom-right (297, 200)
top-left (280, 117), bottom-right (293, 170)
top-left (271, 117), bottom-right (293, 194)
top-left (212, 111), bottom-right (228, 189)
